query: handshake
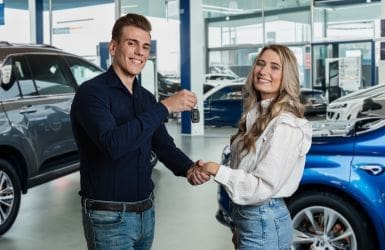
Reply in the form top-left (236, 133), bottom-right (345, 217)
top-left (186, 160), bottom-right (221, 186)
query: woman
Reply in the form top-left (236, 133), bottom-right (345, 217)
top-left (201, 44), bottom-right (312, 250)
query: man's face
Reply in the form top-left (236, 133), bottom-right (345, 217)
top-left (110, 25), bottom-right (151, 77)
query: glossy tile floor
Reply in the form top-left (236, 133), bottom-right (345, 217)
top-left (0, 122), bottom-right (237, 250)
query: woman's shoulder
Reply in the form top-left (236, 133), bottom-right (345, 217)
top-left (275, 112), bottom-right (309, 127)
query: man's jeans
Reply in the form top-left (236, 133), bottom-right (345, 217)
top-left (231, 198), bottom-right (293, 250)
top-left (82, 205), bottom-right (155, 250)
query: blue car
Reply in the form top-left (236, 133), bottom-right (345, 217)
top-left (203, 82), bottom-right (244, 127)
top-left (204, 83), bottom-right (327, 127)
top-left (216, 117), bottom-right (385, 250)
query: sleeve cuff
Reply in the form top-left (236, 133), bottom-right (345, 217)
top-left (214, 165), bottom-right (232, 185)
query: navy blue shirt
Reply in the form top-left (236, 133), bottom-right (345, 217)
top-left (70, 67), bottom-right (193, 202)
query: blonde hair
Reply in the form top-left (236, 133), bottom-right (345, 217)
top-left (231, 44), bottom-right (304, 153)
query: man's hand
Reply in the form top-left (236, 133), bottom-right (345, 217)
top-left (187, 160), bottom-right (210, 185)
top-left (161, 89), bottom-right (197, 113)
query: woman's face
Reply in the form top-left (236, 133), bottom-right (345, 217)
top-left (253, 49), bottom-right (283, 100)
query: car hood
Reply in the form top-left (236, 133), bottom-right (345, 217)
top-left (330, 85), bottom-right (385, 104)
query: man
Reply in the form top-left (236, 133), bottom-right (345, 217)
top-left (70, 13), bottom-right (209, 250)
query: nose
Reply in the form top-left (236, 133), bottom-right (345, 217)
top-left (258, 65), bottom-right (268, 75)
top-left (135, 45), bottom-right (143, 56)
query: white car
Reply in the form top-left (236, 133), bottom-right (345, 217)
top-left (327, 84), bottom-right (385, 120)
top-left (205, 73), bottom-right (245, 88)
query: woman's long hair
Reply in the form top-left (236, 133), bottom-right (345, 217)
top-left (231, 44), bottom-right (305, 154)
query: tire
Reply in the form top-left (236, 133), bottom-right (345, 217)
top-left (287, 191), bottom-right (375, 250)
top-left (0, 159), bottom-right (21, 235)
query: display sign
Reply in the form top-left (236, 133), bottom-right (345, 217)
top-left (0, 1), bottom-right (4, 25)
top-left (339, 57), bottom-right (361, 92)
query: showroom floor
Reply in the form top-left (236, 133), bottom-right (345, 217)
top-left (0, 121), bottom-right (237, 250)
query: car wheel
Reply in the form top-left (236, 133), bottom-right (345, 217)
top-left (287, 191), bottom-right (375, 250)
top-left (0, 159), bottom-right (21, 235)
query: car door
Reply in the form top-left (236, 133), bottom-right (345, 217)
top-left (204, 85), bottom-right (243, 126)
top-left (2, 54), bottom-right (77, 175)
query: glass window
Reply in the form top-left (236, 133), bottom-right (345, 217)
top-left (209, 47), bottom-right (261, 78)
top-left (26, 54), bottom-right (74, 95)
top-left (14, 57), bottom-right (36, 97)
top-left (264, 11), bottom-right (311, 43)
top-left (64, 56), bottom-right (103, 86)
top-left (0, 56), bottom-right (36, 99)
top-left (208, 17), bottom-right (263, 48)
top-left (313, 2), bottom-right (381, 41)
top-left (0, 57), bottom-right (22, 100)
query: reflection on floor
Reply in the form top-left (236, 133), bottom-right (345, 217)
top-left (0, 122), bottom-right (236, 250)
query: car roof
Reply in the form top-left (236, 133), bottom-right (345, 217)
top-left (0, 42), bottom-right (73, 63)
top-left (204, 81), bottom-right (245, 99)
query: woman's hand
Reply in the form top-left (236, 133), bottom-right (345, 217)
top-left (200, 162), bottom-right (220, 176)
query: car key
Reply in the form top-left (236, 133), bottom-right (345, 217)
top-left (191, 107), bottom-right (200, 123)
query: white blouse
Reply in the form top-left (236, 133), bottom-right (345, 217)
top-left (214, 100), bottom-right (312, 206)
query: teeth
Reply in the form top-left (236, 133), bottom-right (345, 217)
top-left (131, 59), bottom-right (142, 64)
top-left (258, 78), bottom-right (270, 83)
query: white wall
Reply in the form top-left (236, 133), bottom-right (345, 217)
top-left (0, 8), bottom-right (30, 43)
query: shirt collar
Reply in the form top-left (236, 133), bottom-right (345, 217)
top-left (106, 66), bottom-right (141, 93)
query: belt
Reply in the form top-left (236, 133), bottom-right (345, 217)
top-left (82, 193), bottom-right (153, 213)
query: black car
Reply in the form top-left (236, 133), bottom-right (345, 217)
top-left (300, 88), bottom-right (327, 116)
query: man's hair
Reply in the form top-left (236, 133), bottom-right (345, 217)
top-left (111, 13), bottom-right (152, 42)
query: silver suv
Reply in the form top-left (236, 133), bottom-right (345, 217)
top-left (0, 42), bottom-right (104, 235)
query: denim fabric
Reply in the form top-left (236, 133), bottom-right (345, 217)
top-left (231, 198), bottom-right (293, 250)
top-left (82, 206), bottom-right (155, 250)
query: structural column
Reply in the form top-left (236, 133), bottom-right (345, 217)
top-left (180, 0), bottom-right (204, 135)
top-left (29, 0), bottom-right (43, 44)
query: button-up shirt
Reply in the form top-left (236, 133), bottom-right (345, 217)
top-left (71, 67), bottom-right (193, 202)
top-left (214, 100), bottom-right (312, 205)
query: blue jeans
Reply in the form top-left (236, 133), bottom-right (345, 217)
top-left (82, 204), bottom-right (155, 250)
top-left (231, 198), bottom-right (293, 250)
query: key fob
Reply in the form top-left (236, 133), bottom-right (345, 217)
top-left (191, 108), bottom-right (200, 123)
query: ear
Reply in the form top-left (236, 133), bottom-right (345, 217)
top-left (109, 40), bottom-right (116, 56)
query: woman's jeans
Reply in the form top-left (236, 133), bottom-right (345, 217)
top-left (82, 205), bottom-right (155, 250)
top-left (231, 198), bottom-right (293, 250)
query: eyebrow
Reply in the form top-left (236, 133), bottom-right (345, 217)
top-left (256, 59), bottom-right (281, 68)
top-left (126, 38), bottom-right (151, 48)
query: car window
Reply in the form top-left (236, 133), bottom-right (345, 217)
top-left (26, 54), bottom-right (74, 95)
top-left (301, 91), bottom-right (326, 104)
top-left (64, 56), bottom-right (103, 86)
top-left (0, 56), bottom-right (35, 99)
